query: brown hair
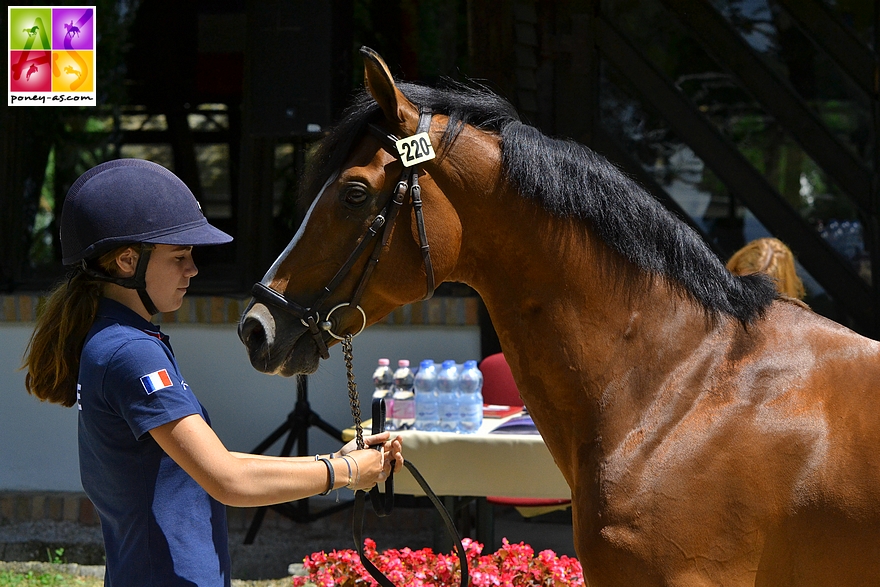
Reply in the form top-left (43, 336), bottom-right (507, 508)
top-left (726, 237), bottom-right (806, 300)
top-left (22, 245), bottom-right (138, 407)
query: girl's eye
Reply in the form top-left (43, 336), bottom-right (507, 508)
top-left (342, 184), bottom-right (370, 206)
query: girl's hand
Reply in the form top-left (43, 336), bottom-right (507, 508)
top-left (343, 447), bottom-right (385, 491)
top-left (337, 433), bottom-right (404, 489)
top-left (337, 431), bottom-right (385, 456)
top-left (384, 435), bottom-right (403, 474)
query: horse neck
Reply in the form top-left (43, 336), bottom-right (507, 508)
top-left (448, 173), bottom-right (720, 452)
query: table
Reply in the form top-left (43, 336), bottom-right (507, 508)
top-left (344, 413), bottom-right (572, 549)
top-left (384, 417), bottom-right (569, 499)
top-left (344, 414), bottom-right (569, 498)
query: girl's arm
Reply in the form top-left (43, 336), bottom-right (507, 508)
top-left (150, 414), bottom-right (402, 507)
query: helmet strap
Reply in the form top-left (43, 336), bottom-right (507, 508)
top-left (132, 247), bottom-right (159, 316)
top-left (79, 245), bottom-right (160, 316)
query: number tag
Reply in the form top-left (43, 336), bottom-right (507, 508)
top-left (395, 132), bottom-right (436, 167)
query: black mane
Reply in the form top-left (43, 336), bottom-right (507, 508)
top-left (299, 80), bottom-right (519, 206)
top-left (302, 80), bottom-right (777, 323)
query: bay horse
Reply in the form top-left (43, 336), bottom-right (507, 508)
top-left (239, 47), bottom-right (880, 586)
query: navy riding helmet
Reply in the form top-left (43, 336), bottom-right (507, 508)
top-left (60, 158), bottom-right (233, 315)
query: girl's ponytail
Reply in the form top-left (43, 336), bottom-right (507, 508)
top-left (22, 248), bottom-right (126, 407)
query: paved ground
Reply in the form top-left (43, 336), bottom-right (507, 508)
top-left (0, 497), bottom-right (575, 581)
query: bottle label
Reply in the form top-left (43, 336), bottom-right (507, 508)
top-left (461, 404), bottom-right (481, 417)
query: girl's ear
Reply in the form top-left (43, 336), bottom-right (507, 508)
top-left (114, 247), bottom-right (139, 277)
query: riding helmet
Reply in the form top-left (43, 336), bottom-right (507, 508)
top-left (59, 158), bottom-right (232, 315)
top-left (60, 158), bottom-right (232, 265)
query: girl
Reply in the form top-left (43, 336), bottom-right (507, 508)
top-left (23, 158), bottom-right (402, 586)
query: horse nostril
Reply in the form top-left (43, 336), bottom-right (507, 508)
top-left (239, 316), bottom-right (266, 349)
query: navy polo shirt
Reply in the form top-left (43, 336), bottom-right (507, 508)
top-left (78, 298), bottom-right (230, 586)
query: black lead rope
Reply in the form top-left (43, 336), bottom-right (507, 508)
top-left (352, 398), bottom-right (469, 587)
top-left (368, 398), bottom-right (395, 516)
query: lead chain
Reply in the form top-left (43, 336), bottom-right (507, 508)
top-left (343, 334), bottom-right (365, 450)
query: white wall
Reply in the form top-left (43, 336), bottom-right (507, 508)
top-left (0, 322), bottom-right (479, 492)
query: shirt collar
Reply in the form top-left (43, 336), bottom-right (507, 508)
top-left (96, 297), bottom-right (173, 352)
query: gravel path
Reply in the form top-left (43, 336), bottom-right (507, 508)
top-left (0, 501), bottom-right (573, 581)
top-left (0, 505), bottom-right (435, 581)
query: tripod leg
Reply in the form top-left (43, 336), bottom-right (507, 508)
top-left (310, 412), bottom-right (345, 442)
top-left (242, 375), bottom-right (353, 544)
top-left (243, 506), bottom-right (268, 545)
top-left (250, 418), bottom-right (294, 455)
top-left (243, 413), bottom-right (302, 543)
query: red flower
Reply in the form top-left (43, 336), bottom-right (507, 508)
top-left (292, 537), bottom-right (584, 587)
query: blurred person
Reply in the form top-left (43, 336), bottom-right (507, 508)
top-left (726, 237), bottom-right (806, 300)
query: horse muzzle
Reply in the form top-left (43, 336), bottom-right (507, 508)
top-left (238, 302), bottom-right (322, 376)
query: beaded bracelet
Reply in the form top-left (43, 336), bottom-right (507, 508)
top-left (317, 457), bottom-right (334, 495)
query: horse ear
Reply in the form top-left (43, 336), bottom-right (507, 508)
top-left (360, 46), bottom-right (418, 129)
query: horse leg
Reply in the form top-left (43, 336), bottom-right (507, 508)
top-left (578, 542), bottom-right (760, 587)
top-left (573, 503), bottom-right (669, 587)
top-left (573, 496), bottom-right (764, 587)
top-left (755, 511), bottom-right (880, 587)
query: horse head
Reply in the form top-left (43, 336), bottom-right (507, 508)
top-left (238, 48), bottom-right (473, 376)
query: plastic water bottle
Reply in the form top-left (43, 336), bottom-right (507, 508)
top-left (437, 360), bottom-right (461, 433)
top-left (458, 360), bottom-right (484, 433)
top-left (414, 360), bottom-right (439, 431)
top-left (372, 358), bottom-right (394, 399)
top-left (371, 358), bottom-right (394, 430)
top-left (390, 360), bottom-right (416, 430)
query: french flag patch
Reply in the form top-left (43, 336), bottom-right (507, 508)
top-left (140, 369), bottom-right (173, 394)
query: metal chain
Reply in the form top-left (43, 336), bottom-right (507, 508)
top-left (342, 334), bottom-right (365, 450)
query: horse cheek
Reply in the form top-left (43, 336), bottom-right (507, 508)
top-left (412, 192), bottom-right (462, 282)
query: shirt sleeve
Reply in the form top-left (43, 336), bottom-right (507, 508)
top-left (103, 337), bottom-right (201, 440)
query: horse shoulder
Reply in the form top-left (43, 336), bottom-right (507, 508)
top-left (758, 302), bottom-right (880, 499)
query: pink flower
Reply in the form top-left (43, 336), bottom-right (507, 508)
top-left (294, 537), bottom-right (585, 587)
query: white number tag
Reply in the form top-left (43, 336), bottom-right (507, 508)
top-left (395, 132), bottom-right (436, 167)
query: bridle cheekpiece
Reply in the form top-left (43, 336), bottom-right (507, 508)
top-left (250, 106), bottom-right (436, 359)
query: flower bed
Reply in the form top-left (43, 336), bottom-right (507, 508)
top-left (292, 537), bottom-right (584, 587)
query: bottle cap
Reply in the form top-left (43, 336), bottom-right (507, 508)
top-left (398, 359), bottom-right (410, 367)
top-left (464, 360), bottom-right (478, 369)
top-left (378, 358), bottom-right (390, 366)
top-left (442, 359), bottom-right (456, 368)
top-left (420, 359), bottom-right (434, 368)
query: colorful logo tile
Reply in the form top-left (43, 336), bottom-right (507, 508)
top-left (52, 50), bottom-right (93, 92)
top-left (8, 6), bottom-right (96, 106)
top-left (52, 7), bottom-right (94, 51)
top-left (9, 8), bottom-right (52, 51)
top-left (10, 50), bottom-right (51, 92)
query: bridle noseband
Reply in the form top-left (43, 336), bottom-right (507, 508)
top-left (250, 107), bottom-right (436, 359)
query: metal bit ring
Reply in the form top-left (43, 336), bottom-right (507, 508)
top-left (322, 303), bottom-right (367, 340)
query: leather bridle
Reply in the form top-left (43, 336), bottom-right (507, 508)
top-left (250, 106), bottom-right (436, 359)
top-left (249, 105), bottom-right (468, 587)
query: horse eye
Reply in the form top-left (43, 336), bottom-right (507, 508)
top-left (342, 184), bottom-right (370, 206)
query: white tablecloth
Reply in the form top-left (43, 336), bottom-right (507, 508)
top-left (351, 415), bottom-right (571, 499)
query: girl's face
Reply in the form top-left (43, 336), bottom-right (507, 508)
top-left (144, 244), bottom-right (198, 313)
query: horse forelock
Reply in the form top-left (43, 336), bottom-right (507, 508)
top-left (499, 121), bottom-right (777, 323)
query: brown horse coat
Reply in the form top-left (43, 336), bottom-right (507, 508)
top-left (240, 48), bottom-right (880, 586)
